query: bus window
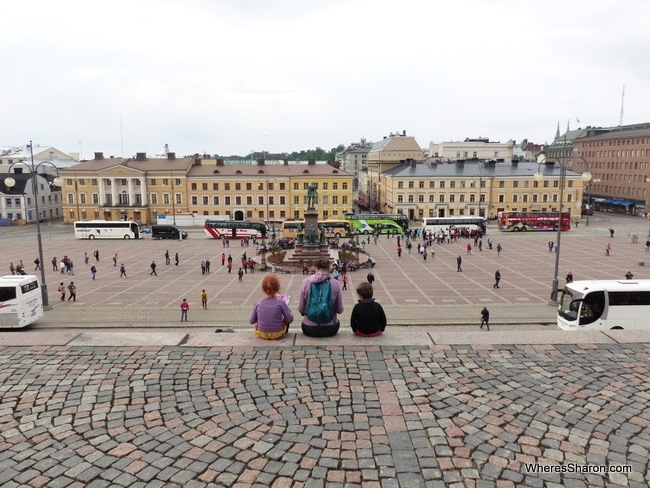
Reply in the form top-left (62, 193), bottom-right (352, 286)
top-left (579, 291), bottom-right (605, 325)
top-left (0, 286), bottom-right (18, 302)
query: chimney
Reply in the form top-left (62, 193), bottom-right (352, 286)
top-left (136, 152), bottom-right (146, 161)
top-left (257, 159), bottom-right (265, 166)
top-left (329, 160), bottom-right (341, 169)
top-left (216, 159), bottom-right (224, 166)
top-left (408, 158), bottom-right (416, 168)
top-left (94, 152), bottom-right (104, 160)
top-left (167, 152), bottom-right (176, 160)
top-left (283, 159), bottom-right (289, 165)
top-left (307, 159), bottom-right (316, 165)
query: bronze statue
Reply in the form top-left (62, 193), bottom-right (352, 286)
top-left (305, 226), bottom-right (318, 245)
top-left (307, 183), bottom-right (318, 209)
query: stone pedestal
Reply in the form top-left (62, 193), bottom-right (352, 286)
top-left (288, 208), bottom-right (332, 264)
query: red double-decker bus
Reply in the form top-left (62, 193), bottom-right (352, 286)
top-left (498, 211), bottom-right (571, 232)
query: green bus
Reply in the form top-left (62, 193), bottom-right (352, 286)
top-left (350, 219), bottom-right (402, 235)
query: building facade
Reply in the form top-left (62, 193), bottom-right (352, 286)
top-left (573, 126), bottom-right (650, 215)
top-left (428, 138), bottom-right (514, 163)
top-left (381, 160), bottom-right (586, 221)
top-left (336, 139), bottom-right (373, 191)
top-left (60, 154), bottom-right (353, 225)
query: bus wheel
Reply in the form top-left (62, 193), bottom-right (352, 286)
top-left (88, 235), bottom-right (95, 239)
top-left (363, 230), bottom-right (369, 235)
top-left (610, 326), bottom-right (623, 330)
top-left (335, 233), bottom-right (341, 238)
top-left (124, 235), bottom-right (131, 239)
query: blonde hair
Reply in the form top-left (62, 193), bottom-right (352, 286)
top-left (261, 274), bottom-right (281, 297)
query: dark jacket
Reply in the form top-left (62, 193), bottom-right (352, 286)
top-left (350, 299), bottom-right (387, 335)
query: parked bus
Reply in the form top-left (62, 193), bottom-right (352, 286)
top-left (422, 216), bottom-right (487, 235)
top-left (204, 220), bottom-right (267, 239)
top-left (0, 275), bottom-right (44, 328)
top-left (498, 211), bottom-right (571, 232)
top-left (74, 220), bottom-right (141, 239)
top-left (558, 280), bottom-right (650, 330)
top-left (344, 213), bottom-right (409, 230)
top-left (281, 220), bottom-right (352, 239)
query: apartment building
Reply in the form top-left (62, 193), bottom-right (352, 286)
top-left (381, 160), bottom-right (586, 221)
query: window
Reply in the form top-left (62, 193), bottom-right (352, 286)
top-left (450, 181), bottom-right (456, 188)
top-left (92, 193), bottom-right (99, 204)
top-left (151, 178), bottom-right (157, 185)
top-left (92, 179), bottom-right (98, 185)
top-left (294, 183), bottom-right (299, 190)
top-left (225, 196), bottom-right (231, 205)
top-left (512, 194), bottom-right (518, 203)
top-left (258, 196), bottom-right (264, 205)
top-left (175, 179), bottom-right (181, 186)
top-left (67, 194), bottom-right (74, 204)
top-left (408, 181), bottom-right (414, 188)
top-left (294, 196), bottom-right (299, 204)
top-left (150, 193), bottom-right (157, 204)
top-left (342, 183), bottom-right (348, 190)
top-left (192, 196), bottom-right (198, 205)
top-left (235, 183), bottom-right (241, 191)
top-left (246, 183), bottom-right (252, 191)
top-left (78, 179), bottom-right (85, 186)
top-left (408, 195), bottom-right (414, 203)
top-left (498, 195), bottom-right (505, 203)
top-left (332, 196), bottom-right (338, 204)
top-left (202, 196), bottom-right (208, 205)
top-left (236, 196), bottom-right (242, 205)
top-left (513, 181), bottom-right (519, 188)
top-left (553, 181), bottom-right (559, 188)
top-left (439, 195), bottom-right (445, 202)
top-left (246, 196), bottom-right (252, 205)
top-left (449, 195), bottom-right (455, 202)
top-left (191, 183), bottom-right (197, 190)
top-left (419, 181), bottom-right (425, 188)
top-left (323, 183), bottom-right (329, 190)
top-left (213, 196), bottom-right (219, 205)
top-left (398, 181), bottom-right (404, 189)
top-left (397, 195), bottom-right (404, 203)
top-left (543, 181), bottom-right (549, 188)
top-left (280, 196), bottom-right (286, 205)
top-left (429, 195), bottom-right (435, 203)
top-left (163, 194), bottom-right (170, 204)
top-left (429, 181), bottom-right (435, 188)
top-left (225, 183), bottom-right (230, 191)
top-left (499, 181), bottom-right (505, 188)
top-left (80, 194), bottom-right (87, 204)
top-left (202, 183), bottom-right (208, 191)
top-left (280, 183), bottom-right (286, 190)
top-left (459, 194), bottom-right (465, 203)
top-left (175, 194), bottom-right (182, 204)
top-left (163, 179), bottom-right (169, 186)
top-left (440, 181), bottom-right (445, 188)
top-left (213, 183), bottom-right (219, 190)
top-left (469, 194), bottom-right (475, 202)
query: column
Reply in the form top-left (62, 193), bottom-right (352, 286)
top-left (98, 179), bottom-right (106, 206)
top-left (0, 195), bottom-right (6, 218)
top-left (140, 177), bottom-right (147, 206)
top-left (111, 178), bottom-right (117, 206)
top-left (127, 178), bottom-right (135, 206)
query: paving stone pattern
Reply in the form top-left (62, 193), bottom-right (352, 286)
top-left (1, 343), bottom-right (649, 487)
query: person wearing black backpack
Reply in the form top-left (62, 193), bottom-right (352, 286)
top-left (298, 258), bottom-right (344, 337)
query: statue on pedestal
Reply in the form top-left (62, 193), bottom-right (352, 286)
top-left (296, 223), bottom-right (304, 244)
top-left (305, 226), bottom-right (318, 245)
top-left (307, 183), bottom-right (318, 209)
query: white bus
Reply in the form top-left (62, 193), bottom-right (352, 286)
top-left (74, 220), bottom-right (141, 239)
top-left (422, 216), bottom-right (487, 235)
top-left (0, 275), bottom-right (44, 328)
top-left (558, 280), bottom-right (650, 330)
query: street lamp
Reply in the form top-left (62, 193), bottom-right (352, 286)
top-left (534, 158), bottom-right (589, 302)
top-left (4, 141), bottom-right (63, 309)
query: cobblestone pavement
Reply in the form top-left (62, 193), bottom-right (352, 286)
top-left (1, 342), bottom-right (649, 487)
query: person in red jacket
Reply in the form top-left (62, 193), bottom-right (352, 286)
top-left (180, 298), bottom-right (190, 322)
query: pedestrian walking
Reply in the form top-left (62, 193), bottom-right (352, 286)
top-left (221, 253), bottom-right (226, 265)
top-left (180, 298), bottom-right (189, 322)
top-left (625, 270), bottom-right (634, 279)
top-left (605, 243), bottom-right (611, 256)
top-left (548, 241), bottom-right (554, 253)
top-left (487, 237), bottom-right (492, 250)
top-left (58, 282), bottom-right (66, 301)
top-left (150, 261), bottom-right (157, 276)
top-left (201, 261), bottom-right (206, 275)
top-left (496, 243), bottom-right (502, 256)
top-left (113, 254), bottom-right (118, 266)
top-left (227, 261), bottom-right (232, 273)
top-left (68, 259), bottom-right (75, 275)
top-left (34, 257), bottom-right (41, 270)
top-left (397, 245), bottom-right (402, 257)
top-left (646, 239), bottom-right (650, 252)
top-left (238, 268), bottom-right (244, 282)
top-left (366, 270), bottom-right (376, 286)
top-left (90, 265), bottom-right (97, 280)
top-left (67, 282), bottom-right (77, 302)
top-left (480, 306), bottom-right (490, 331)
top-left (478, 239), bottom-right (483, 251)
top-left (456, 255), bottom-right (462, 272)
top-left (52, 257), bottom-right (58, 271)
top-left (94, 249), bottom-right (100, 262)
top-left (200, 289), bottom-right (208, 309)
top-left (493, 269), bottom-right (501, 288)
top-left (466, 243), bottom-right (472, 255)
top-left (609, 227), bottom-right (615, 238)
top-left (119, 264), bottom-right (127, 278)
top-left (9, 262), bottom-right (15, 275)
top-left (165, 250), bottom-right (170, 265)
top-left (565, 271), bottom-right (573, 284)
top-left (60, 259), bottom-right (66, 274)
top-left (205, 259), bottom-right (211, 273)
top-left (175, 252), bottom-right (179, 266)
top-left (84, 252), bottom-right (89, 265)
top-left (342, 273), bottom-right (349, 291)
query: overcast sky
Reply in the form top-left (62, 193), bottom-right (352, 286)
top-left (3, 0), bottom-right (649, 159)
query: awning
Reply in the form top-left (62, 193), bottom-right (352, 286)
top-left (604, 200), bottom-right (635, 206)
top-left (618, 201), bottom-right (635, 206)
top-left (593, 198), bottom-right (606, 203)
top-left (601, 199), bottom-right (615, 203)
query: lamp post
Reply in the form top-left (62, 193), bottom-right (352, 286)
top-left (534, 158), bottom-right (589, 302)
top-left (4, 142), bottom-right (63, 309)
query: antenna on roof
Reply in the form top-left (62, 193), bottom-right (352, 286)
top-left (619, 85), bottom-right (625, 126)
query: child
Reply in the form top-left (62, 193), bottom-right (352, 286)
top-left (238, 267), bottom-right (244, 282)
top-left (350, 282), bottom-right (387, 337)
top-left (200, 289), bottom-right (208, 309)
top-left (249, 274), bottom-right (294, 340)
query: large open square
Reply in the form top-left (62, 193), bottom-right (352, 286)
top-left (2, 213), bottom-right (649, 328)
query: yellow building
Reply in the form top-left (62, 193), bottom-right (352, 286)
top-left (60, 154), bottom-right (353, 224)
top-left (381, 160), bottom-right (586, 220)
